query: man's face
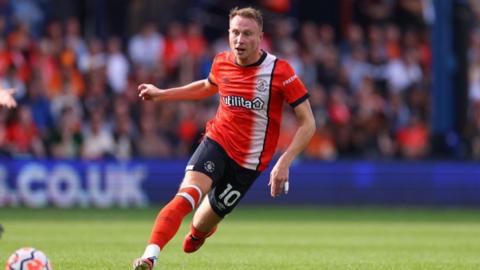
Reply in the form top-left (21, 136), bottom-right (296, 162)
top-left (229, 15), bottom-right (263, 65)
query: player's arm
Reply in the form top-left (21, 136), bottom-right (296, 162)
top-left (269, 99), bottom-right (315, 197)
top-left (0, 88), bottom-right (17, 108)
top-left (138, 79), bottom-right (218, 102)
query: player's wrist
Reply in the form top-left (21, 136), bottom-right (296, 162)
top-left (276, 155), bottom-right (292, 168)
top-left (153, 89), bottom-right (167, 101)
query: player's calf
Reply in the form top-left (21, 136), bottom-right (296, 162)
top-left (148, 184), bottom-right (203, 249)
top-left (134, 184), bottom-right (203, 268)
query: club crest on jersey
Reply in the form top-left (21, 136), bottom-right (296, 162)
top-left (204, 161), bottom-right (215, 173)
top-left (256, 79), bottom-right (268, 92)
top-left (223, 96), bottom-right (264, 110)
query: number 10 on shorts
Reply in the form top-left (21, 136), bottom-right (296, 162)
top-left (218, 184), bottom-right (241, 206)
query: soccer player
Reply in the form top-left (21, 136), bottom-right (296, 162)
top-left (132, 7), bottom-right (315, 270)
top-left (0, 88), bottom-right (17, 108)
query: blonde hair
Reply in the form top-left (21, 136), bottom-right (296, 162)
top-left (229, 7), bottom-right (263, 31)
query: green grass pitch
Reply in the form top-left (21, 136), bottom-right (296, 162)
top-left (1, 207), bottom-right (480, 270)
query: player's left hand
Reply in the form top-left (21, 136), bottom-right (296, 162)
top-left (269, 161), bottom-right (289, 198)
top-left (0, 88), bottom-right (17, 108)
top-left (138, 83), bottom-right (161, 101)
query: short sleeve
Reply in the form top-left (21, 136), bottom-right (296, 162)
top-left (277, 60), bottom-right (309, 108)
top-left (207, 55), bottom-right (219, 86)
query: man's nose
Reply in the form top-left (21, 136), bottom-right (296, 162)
top-left (235, 34), bottom-right (245, 44)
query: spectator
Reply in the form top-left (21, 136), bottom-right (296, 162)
top-left (385, 48), bottom-right (422, 93)
top-left (469, 104), bottom-right (480, 159)
top-left (185, 23), bottom-right (207, 61)
top-left (112, 97), bottom-right (136, 160)
top-left (163, 21), bottom-right (188, 76)
top-left (136, 113), bottom-right (171, 158)
top-left (0, 121), bottom-right (11, 157)
top-left (79, 38), bottom-right (106, 74)
top-left (385, 24), bottom-right (402, 59)
top-left (342, 44), bottom-right (370, 91)
top-left (339, 23), bottom-right (365, 58)
top-left (0, 109), bottom-right (12, 157)
top-left (7, 105), bottom-right (45, 157)
top-left (328, 85), bottom-right (351, 126)
top-left (81, 109), bottom-right (115, 159)
top-left (49, 79), bottom-right (83, 123)
top-left (128, 22), bottom-right (164, 69)
top-left (49, 106), bottom-right (83, 159)
top-left (396, 114), bottom-right (429, 159)
top-left (106, 36), bottom-right (129, 94)
top-left (113, 113), bottom-right (136, 160)
top-left (64, 17), bottom-right (88, 62)
top-left (22, 75), bottom-right (53, 137)
top-left (11, 0), bottom-right (44, 38)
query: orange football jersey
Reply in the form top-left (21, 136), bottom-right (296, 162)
top-left (206, 51), bottom-right (309, 171)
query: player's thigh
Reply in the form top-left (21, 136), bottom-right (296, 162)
top-left (180, 170), bottom-right (214, 196)
top-left (181, 137), bottom-right (228, 196)
top-left (208, 161), bottom-right (261, 217)
top-left (192, 197), bottom-right (223, 231)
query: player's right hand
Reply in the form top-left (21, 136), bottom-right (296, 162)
top-left (138, 84), bottom-right (160, 101)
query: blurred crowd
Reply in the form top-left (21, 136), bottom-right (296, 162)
top-left (0, 0), bottom-right (477, 161)
top-left (467, 0), bottom-right (480, 159)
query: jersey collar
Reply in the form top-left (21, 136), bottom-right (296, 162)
top-left (234, 50), bottom-right (267, 67)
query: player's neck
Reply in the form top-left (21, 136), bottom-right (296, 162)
top-left (235, 50), bottom-right (265, 67)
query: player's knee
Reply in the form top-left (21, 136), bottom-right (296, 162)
top-left (176, 184), bottom-right (203, 210)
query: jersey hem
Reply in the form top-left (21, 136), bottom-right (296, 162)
top-left (207, 76), bottom-right (217, 86)
top-left (205, 136), bottom-right (262, 172)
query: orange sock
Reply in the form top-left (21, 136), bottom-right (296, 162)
top-left (149, 185), bottom-right (202, 249)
